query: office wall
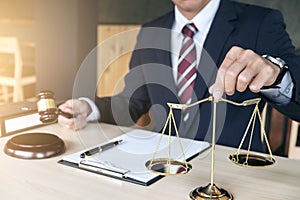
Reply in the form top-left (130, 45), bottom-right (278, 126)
top-left (98, 0), bottom-right (173, 24)
top-left (35, 0), bottom-right (98, 100)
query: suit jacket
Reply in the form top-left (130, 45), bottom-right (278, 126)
top-left (96, 0), bottom-right (300, 152)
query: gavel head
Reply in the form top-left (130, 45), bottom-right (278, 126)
top-left (36, 90), bottom-right (59, 123)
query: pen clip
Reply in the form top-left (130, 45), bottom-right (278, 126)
top-left (79, 160), bottom-right (129, 178)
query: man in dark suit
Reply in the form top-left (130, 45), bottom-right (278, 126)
top-left (59, 0), bottom-right (300, 152)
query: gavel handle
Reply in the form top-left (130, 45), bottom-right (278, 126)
top-left (58, 109), bottom-right (74, 119)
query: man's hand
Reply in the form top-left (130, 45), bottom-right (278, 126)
top-left (209, 46), bottom-right (281, 100)
top-left (58, 99), bottom-right (92, 130)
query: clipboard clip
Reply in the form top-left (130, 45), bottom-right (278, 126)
top-left (79, 160), bottom-right (129, 178)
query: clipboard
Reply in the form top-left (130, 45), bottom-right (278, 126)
top-left (59, 129), bottom-right (210, 186)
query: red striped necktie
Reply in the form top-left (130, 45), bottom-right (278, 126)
top-left (177, 23), bottom-right (198, 121)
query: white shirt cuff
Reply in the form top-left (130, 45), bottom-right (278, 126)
top-left (78, 97), bottom-right (100, 122)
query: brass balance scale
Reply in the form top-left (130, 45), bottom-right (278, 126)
top-left (145, 96), bottom-right (275, 200)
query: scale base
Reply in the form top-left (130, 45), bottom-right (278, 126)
top-left (189, 183), bottom-right (233, 200)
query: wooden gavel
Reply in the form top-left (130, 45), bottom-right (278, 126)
top-left (36, 90), bottom-right (73, 123)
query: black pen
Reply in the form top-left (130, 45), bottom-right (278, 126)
top-left (80, 140), bottom-right (123, 158)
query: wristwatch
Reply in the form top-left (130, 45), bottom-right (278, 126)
top-left (262, 54), bottom-right (289, 85)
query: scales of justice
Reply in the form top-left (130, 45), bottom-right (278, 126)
top-left (145, 95), bottom-right (275, 200)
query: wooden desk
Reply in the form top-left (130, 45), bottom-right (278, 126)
top-left (0, 123), bottom-right (299, 200)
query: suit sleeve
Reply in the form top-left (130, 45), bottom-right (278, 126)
top-left (257, 9), bottom-right (300, 121)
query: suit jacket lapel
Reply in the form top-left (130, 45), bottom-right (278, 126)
top-left (141, 11), bottom-right (178, 102)
top-left (204, 0), bottom-right (238, 68)
top-left (185, 0), bottom-right (238, 137)
top-left (154, 11), bottom-right (177, 97)
top-left (192, 0), bottom-right (238, 102)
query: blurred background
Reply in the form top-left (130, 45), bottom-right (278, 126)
top-left (0, 0), bottom-right (299, 157)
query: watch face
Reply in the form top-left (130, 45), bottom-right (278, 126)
top-left (275, 57), bottom-right (288, 69)
top-left (263, 55), bottom-right (288, 70)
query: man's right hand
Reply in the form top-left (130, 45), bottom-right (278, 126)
top-left (58, 99), bottom-right (92, 130)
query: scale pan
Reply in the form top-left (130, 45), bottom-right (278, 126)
top-left (145, 158), bottom-right (192, 176)
top-left (229, 153), bottom-right (275, 168)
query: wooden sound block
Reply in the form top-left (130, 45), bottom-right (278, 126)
top-left (4, 132), bottom-right (65, 159)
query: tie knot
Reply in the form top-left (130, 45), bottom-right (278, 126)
top-left (182, 23), bottom-right (198, 38)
